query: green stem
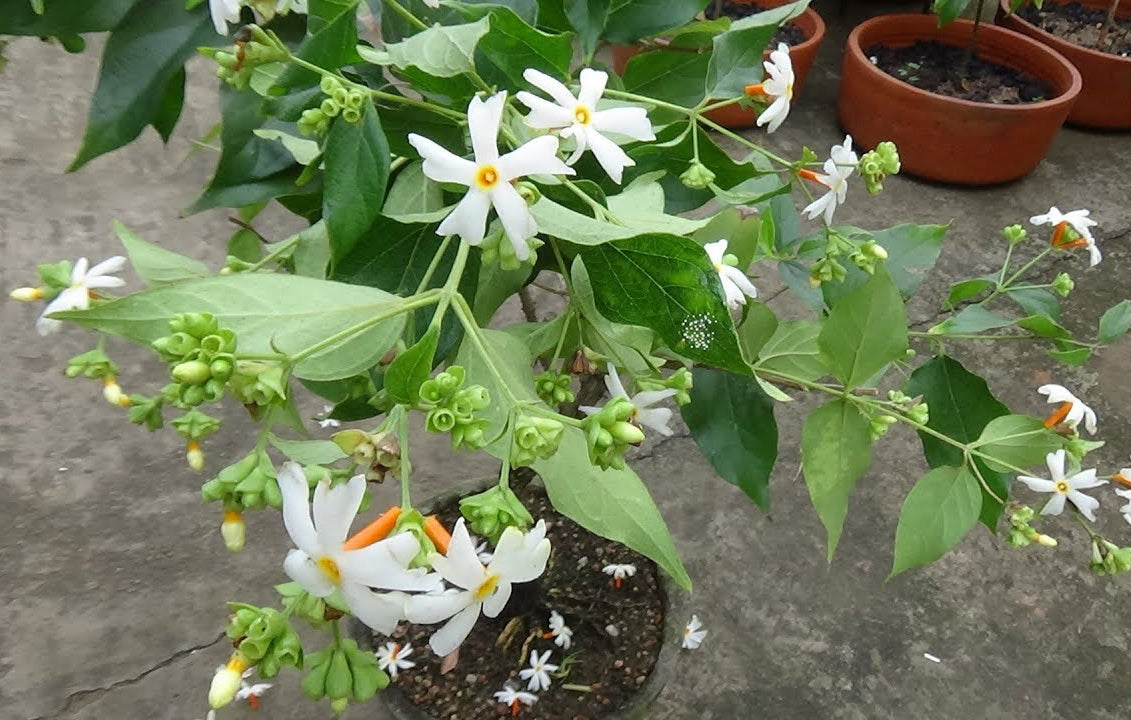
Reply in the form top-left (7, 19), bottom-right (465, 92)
top-left (330, 619), bottom-right (342, 644)
top-left (1072, 509), bottom-right (1101, 540)
top-left (696, 114), bottom-right (792, 167)
top-left (246, 234), bottom-right (301, 272)
top-left (451, 293), bottom-right (521, 406)
top-left (498, 409), bottom-right (516, 490)
top-left (983, 247), bottom-right (1053, 305)
top-left (395, 406), bottom-right (413, 510)
top-left (289, 290), bottom-right (442, 364)
top-left (549, 240), bottom-right (574, 293)
top-left (699, 96), bottom-right (743, 113)
top-left (383, 0), bottom-right (427, 30)
top-left (550, 308), bottom-right (575, 368)
top-left (415, 235), bottom-right (454, 295)
top-left (287, 55), bottom-right (465, 121)
top-left (997, 243), bottom-right (1015, 286)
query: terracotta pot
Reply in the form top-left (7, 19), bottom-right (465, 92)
top-left (350, 479), bottom-right (681, 720)
top-left (997, 0), bottom-right (1131, 128)
top-left (611, 0), bottom-right (826, 129)
top-left (838, 14), bottom-right (1081, 184)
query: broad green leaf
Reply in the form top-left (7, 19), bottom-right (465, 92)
top-left (802, 400), bottom-right (873, 561)
top-left (268, 434), bottom-right (348, 465)
top-left (530, 198), bottom-right (634, 245)
top-left (68, 1), bottom-right (214, 170)
top-left (668, 17), bottom-right (732, 48)
top-left (449, 2), bottom-right (573, 90)
top-left (754, 319), bottom-right (825, 381)
top-left (504, 312), bottom-right (576, 359)
top-left (455, 326), bottom-right (540, 443)
top-left (933, 0), bottom-right (972, 25)
top-left (822, 224), bottom-right (948, 307)
top-left (693, 207), bottom-right (761, 270)
top-left (57, 274), bottom-right (407, 382)
top-left (324, 98), bottom-right (391, 262)
top-left (474, 262), bottom-right (533, 325)
top-left (738, 302), bottom-right (778, 362)
top-left (904, 354), bottom-right (1011, 528)
top-left (565, 0), bottom-right (610, 58)
top-left (683, 368), bottom-right (778, 511)
top-left (380, 105), bottom-right (465, 158)
top-left (705, 0), bottom-right (809, 98)
top-left (275, 0), bottom-right (362, 88)
top-left (604, 0), bottom-right (709, 43)
top-left (385, 325), bottom-right (440, 405)
top-left (152, 67), bottom-right (186, 143)
top-left (369, 17), bottom-right (490, 77)
top-left (252, 129), bottom-right (322, 165)
top-left (944, 277), bottom-right (995, 309)
top-left (623, 49), bottom-right (709, 109)
top-left (818, 267), bottom-right (907, 388)
top-left (930, 305), bottom-right (1012, 335)
top-left (709, 181), bottom-right (791, 208)
top-left (606, 180), bottom-right (710, 236)
top-left (1007, 287), bottom-right (1060, 320)
top-left (0, 0), bottom-right (139, 35)
top-left (1098, 300), bottom-right (1131, 344)
top-left (383, 161), bottom-right (447, 221)
top-left (1049, 347), bottom-right (1091, 365)
top-left (1016, 314), bottom-right (1071, 340)
top-left (579, 234), bottom-right (747, 374)
top-left (973, 415), bottom-right (1064, 473)
top-left (890, 466), bottom-right (982, 577)
top-left (571, 260), bottom-right (659, 376)
top-left (113, 220), bottom-right (209, 285)
top-left (292, 221), bottom-right (332, 279)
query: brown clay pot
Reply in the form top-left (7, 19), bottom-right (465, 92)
top-left (610, 0), bottom-right (826, 129)
top-left (997, 0), bottom-right (1131, 129)
top-left (838, 14), bottom-right (1081, 184)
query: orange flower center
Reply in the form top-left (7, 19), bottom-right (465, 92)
top-left (475, 165), bottom-right (499, 190)
top-left (317, 557), bottom-right (342, 585)
top-left (474, 573), bottom-right (500, 601)
top-left (744, 83), bottom-right (766, 97)
top-left (1055, 481), bottom-right (1070, 494)
top-left (574, 106), bottom-right (591, 125)
top-left (1043, 402), bottom-right (1072, 429)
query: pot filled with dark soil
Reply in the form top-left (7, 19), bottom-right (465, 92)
top-left (353, 477), bottom-right (681, 720)
top-left (998, 0), bottom-right (1131, 128)
top-left (838, 13), bottom-right (1081, 184)
top-left (610, 0), bottom-right (826, 128)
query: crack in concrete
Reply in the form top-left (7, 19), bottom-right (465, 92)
top-left (33, 632), bottom-right (226, 719)
top-left (630, 430), bottom-right (692, 463)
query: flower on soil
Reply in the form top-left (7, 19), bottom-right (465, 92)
top-left (494, 686), bottom-right (537, 715)
top-left (1017, 449), bottom-right (1105, 521)
top-left (376, 641), bottom-right (416, 678)
top-left (1038, 384), bottom-right (1097, 435)
top-left (1030, 206), bottom-right (1101, 266)
top-left (404, 518), bottom-right (551, 656)
top-left (277, 462), bottom-right (439, 633)
top-left (546, 610), bottom-right (573, 649)
top-left (704, 239), bottom-right (757, 309)
top-left (580, 366), bottom-right (677, 437)
top-left (34, 256), bottom-right (126, 336)
top-left (516, 68), bottom-right (655, 183)
top-left (602, 563), bottom-right (636, 588)
top-left (745, 43), bottom-right (794, 133)
top-left (682, 614), bottom-right (707, 650)
top-left (408, 92), bottom-right (574, 261)
top-left (519, 649), bottom-right (559, 692)
top-left (235, 668), bottom-right (271, 709)
top-left (801, 135), bottom-right (858, 226)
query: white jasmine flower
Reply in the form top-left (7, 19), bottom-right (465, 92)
top-left (682, 614), bottom-right (707, 649)
top-left (404, 518), bottom-right (551, 656)
top-left (317, 405), bottom-right (341, 429)
top-left (408, 92), bottom-right (574, 261)
top-left (277, 462), bottom-right (439, 633)
top-left (375, 641), bottom-right (416, 678)
top-left (748, 43), bottom-right (794, 133)
top-left (235, 668), bottom-right (271, 709)
top-left (546, 610), bottom-right (573, 649)
top-left (602, 562), bottom-right (636, 588)
top-left (1017, 449), bottom-right (1106, 521)
top-left (1116, 479), bottom-right (1131, 525)
top-left (493, 686), bottom-right (537, 714)
top-left (36, 256), bottom-right (127, 336)
top-left (579, 365), bottom-right (677, 437)
top-left (802, 135), bottom-right (858, 226)
top-left (516, 68), bottom-right (655, 183)
top-left (519, 649), bottom-right (558, 692)
top-left (209, 0), bottom-right (242, 34)
top-left (704, 239), bottom-right (757, 309)
top-left (1030, 206), bottom-right (1101, 266)
top-left (1037, 384), bottom-right (1097, 435)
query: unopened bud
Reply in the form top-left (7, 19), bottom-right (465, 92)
top-left (609, 421), bottom-right (645, 445)
top-left (1051, 272), bottom-right (1074, 298)
top-left (1036, 533), bottom-right (1058, 547)
top-left (1002, 224), bottom-right (1028, 245)
top-left (209, 654), bottom-right (248, 708)
top-left (221, 511), bottom-right (246, 552)
top-left (187, 441), bottom-right (205, 472)
top-left (173, 360), bottom-right (211, 385)
top-left (330, 697), bottom-right (349, 714)
top-left (679, 161), bottom-right (715, 190)
top-left (9, 287), bottom-right (43, 302)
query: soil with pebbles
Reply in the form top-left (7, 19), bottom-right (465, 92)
top-left (1019, 1), bottom-right (1131, 56)
top-left (705, 0), bottom-right (808, 47)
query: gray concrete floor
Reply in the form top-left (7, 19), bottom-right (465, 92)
top-left (2, 3), bottom-right (1131, 719)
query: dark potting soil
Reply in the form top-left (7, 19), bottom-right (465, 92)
top-left (705, 1), bottom-right (808, 47)
top-left (1018, 1), bottom-right (1131, 57)
top-left (372, 482), bottom-right (666, 720)
top-left (866, 40), bottom-right (1053, 104)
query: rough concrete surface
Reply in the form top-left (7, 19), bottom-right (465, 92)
top-left (2, 2), bottom-right (1130, 719)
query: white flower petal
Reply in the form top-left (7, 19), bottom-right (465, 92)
top-left (1067, 490), bottom-right (1099, 521)
top-left (584, 126), bottom-right (634, 184)
top-left (340, 583), bottom-right (407, 634)
top-left (591, 106), bottom-right (655, 141)
top-left (408, 133), bottom-right (476, 186)
top-left (1040, 492), bottom-right (1068, 516)
top-left (468, 92), bottom-right (506, 164)
top-left (490, 182), bottom-right (538, 261)
top-left (604, 365), bottom-right (628, 399)
top-left (426, 603), bottom-right (482, 656)
top-left (497, 135), bottom-right (573, 181)
top-left (284, 549), bottom-right (335, 597)
top-left (481, 578), bottom-right (512, 617)
top-left (522, 68), bottom-right (577, 109)
top-left (432, 518), bottom-right (488, 590)
top-left (1088, 242), bottom-right (1102, 267)
top-left (489, 525), bottom-right (550, 583)
top-left (756, 95), bottom-right (789, 133)
top-left (86, 255), bottom-right (128, 278)
top-left (405, 589), bottom-right (475, 624)
top-left (278, 461), bottom-right (319, 555)
top-left (1045, 449), bottom-right (1067, 482)
top-left (515, 91), bottom-right (574, 129)
top-left (704, 240), bottom-right (728, 264)
top-left (1017, 475), bottom-right (1057, 493)
top-left (83, 275), bottom-right (126, 289)
top-left (313, 474), bottom-right (365, 549)
top-left (802, 191), bottom-right (835, 224)
top-left (632, 388), bottom-right (677, 408)
top-left (37, 287), bottom-right (88, 335)
top-left (720, 265), bottom-right (758, 301)
top-left (577, 67), bottom-right (608, 110)
top-left (637, 406), bottom-right (674, 436)
top-left (1066, 469), bottom-right (1105, 490)
top-left (437, 189), bottom-right (492, 246)
top-left (337, 540), bottom-right (440, 592)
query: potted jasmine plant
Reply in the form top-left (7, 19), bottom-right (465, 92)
top-left (6, 1), bottom-right (1131, 719)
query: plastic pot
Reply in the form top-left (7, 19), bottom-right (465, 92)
top-left (837, 14), bottom-right (1081, 184)
top-left (998, 0), bottom-right (1131, 128)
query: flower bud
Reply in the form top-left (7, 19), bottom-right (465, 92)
top-left (679, 161), bottom-right (716, 190)
top-left (341, 108), bottom-right (362, 124)
top-left (102, 376), bottom-right (129, 407)
top-left (609, 421), bottom-right (645, 445)
top-left (209, 654), bottom-right (248, 708)
top-left (173, 359), bottom-right (211, 385)
top-left (1002, 224), bottom-right (1028, 245)
top-left (9, 286), bottom-right (43, 302)
top-left (1035, 533), bottom-right (1058, 547)
top-left (330, 697), bottom-right (349, 714)
top-left (459, 484), bottom-right (534, 543)
top-left (516, 181), bottom-right (541, 206)
top-left (345, 90), bottom-right (365, 111)
top-left (320, 98), bottom-right (341, 117)
top-left (1051, 272), bottom-right (1074, 298)
top-left (187, 441), bottom-right (205, 472)
top-left (221, 511), bottom-right (246, 552)
top-left (426, 407), bottom-right (456, 433)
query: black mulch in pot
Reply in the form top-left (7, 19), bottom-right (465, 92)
top-left (705, 0), bottom-right (808, 46)
top-left (1018, 1), bottom-right (1131, 56)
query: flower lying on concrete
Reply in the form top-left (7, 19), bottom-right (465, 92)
top-left (682, 614), bottom-right (707, 650)
top-left (1017, 450), bottom-right (1105, 521)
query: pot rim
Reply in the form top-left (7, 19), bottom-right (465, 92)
top-left (845, 13), bottom-right (1083, 112)
top-left (998, 0), bottom-right (1131, 64)
top-left (636, 1), bottom-right (826, 55)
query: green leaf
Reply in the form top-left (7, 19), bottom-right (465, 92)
top-left (890, 466), bottom-right (981, 578)
top-left (385, 325), bottom-right (440, 405)
top-left (0, 0), bottom-right (140, 35)
top-left (1007, 287), bottom-right (1060, 320)
top-left (275, 0), bottom-right (362, 88)
top-left (1098, 299), bottom-right (1131, 344)
top-left (822, 224), bottom-right (948, 307)
top-left (693, 207), bottom-right (762, 270)
top-left (904, 355), bottom-right (1011, 528)
top-left (68, 1), bottom-right (214, 170)
top-left (324, 98), bottom-right (391, 263)
top-left (57, 274), bottom-right (407, 382)
top-left (570, 259), bottom-right (659, 376)
top-left (738, 301), bottom-right (778, 361)
top-left (252, 129), bottom-right (322, 166)
top-left (449, 2), bottom-right (573, 90)
top-left (579, 233), bottom-right (747, 373)
top-left (268, 434), bottom-right (348, 465)
top-left (683, 368), bottom-right (777, 511)
top-left (371, 16), bottom-right (490, 77)
top-left (973, 415), bottom-right (1064, 473)
top-left (151, 67), bottom-right (186, 143)
top-left (705, 0), bottom-right (809, 98)
top-left (802, 400), bottom-right (873, 561)
top-left (944, 277), bottom-right (995, 309)
top-left (818, 267), bottom-right (907, 388)
top-left (604, 0), bottom-right (709, 43)
top-left (565, 0), bottom-right (610, 58)
top-left (1016, 314), bottom-right (1071, 340)
top-left (1049, 347), bottom-right (1092, 365)
top-left (383, 161), bottom-right (446, 220)
top-left (114, 220), bottom-right (209, 285)
top-left (606, 179), bottom-right (710, 236)
top-left (530, 198), bottom-right (634, 245)
top-left (933, 0), bottom-right (972, 25)
top-left (754, 319), bottom-right (826, 381)
top-left (475, 263), bottom-right (533, 325)
top-left (931, 305), bottom-right (1013, 335)
top-left (623, 49), bottom-right (709, 109)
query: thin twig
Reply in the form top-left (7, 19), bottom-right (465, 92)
top-left (226, 216), bottom-right (269, 244)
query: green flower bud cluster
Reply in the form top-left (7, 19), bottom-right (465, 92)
top-left (857, 141), bottom-right (900, 195)
top-left (36, 259), bottom-right (73, 299)
top-left (418, 366), bottom-right (491, 450)
top-left (480, 226), bottom-right (543, 270)
top-left (680, 161), bottom-right (716, 190)
top-left (811, 230), bottom-right (889, 286)
top-left (459, 484), bottom-right (534, 544)
top-left (172, 407), bottom-right (221, 442)
top-left (299, 76), bottom-right (366, 136)
top-left (277, 582), bottom-right (334, 629)
top-left (887, 390), bottom-right (929, 425)
top-left (809, 256), bottom-right (847, 287)
top-left (848, 240), bottom-right (889, 276)
top-left (228, 361), bottom-right (287, 408)
top-left (535, 370), bottom-right (575, 406)
top-left (201, 449), bottom-right (282, 513)
top-left (869, 414), bottom-right (897, 441)
top-left (65, 347), bottom-right (119, 380)
top-left (1005, 506), bottom-right (1058, 549)
top-left (301, 638), bottom-right (389, 713)
top-left (512, 415), bottom-right (564, 467)
top-left (151, 313), bottom-right (238, 408)
top-left (225, 604), bottom-right (303, 678)
top-left (332, 429), bottom-right (401, 482)
top-left (1051, 272), bottom-right (1074, 298)
top-left (1090, 537), bottom-right (1131, 576)
top-left (127, 393), bottom-right (165, 430)
top-left (636, 367), bottom-right (694, 406)
top-left (582, 397), bottom-right (644, 470)
top-left (1001, 224), bottom-right (1028, 245)
top-left (210, 25), bottom-right (288, 89)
